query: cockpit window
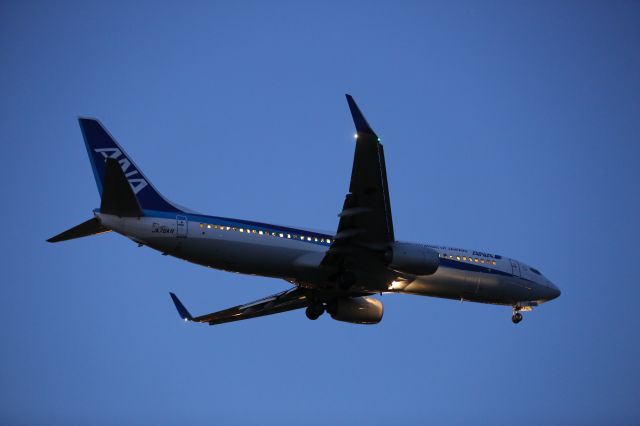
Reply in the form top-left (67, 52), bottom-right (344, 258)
top-left (530, 267), bottom-right (542, 275)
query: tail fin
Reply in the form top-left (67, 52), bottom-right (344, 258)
top-left (79, 118), bottom-right (181, 213)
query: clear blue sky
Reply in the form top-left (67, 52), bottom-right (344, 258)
top-left (2, 1), bottom-right (639, 424)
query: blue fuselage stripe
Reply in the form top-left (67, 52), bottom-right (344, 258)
top-left (140, 209), bottom-right (334, 240)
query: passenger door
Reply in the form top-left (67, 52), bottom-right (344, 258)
top-left (510, 259), bottom-right (521, 277)
top-left (176, 215), bottom-right (188, 238)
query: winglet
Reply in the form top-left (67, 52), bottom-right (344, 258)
top-left (346, 94), bottom-right (376, 136)
top-left (170, 292), bottom-right (193, 321)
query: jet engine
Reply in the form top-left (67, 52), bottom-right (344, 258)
top-left (329, 297), bottom-right (384, 324)
top-left (386, 242), bottom-right (439, 276)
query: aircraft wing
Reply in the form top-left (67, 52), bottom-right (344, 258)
top-left (169, 287), bottom-right (310, 326)
top-left (322, 95), bottom-right (394, 271)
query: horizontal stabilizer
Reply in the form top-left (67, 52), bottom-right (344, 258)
top-left (100, 157), bottom-right (143, 217)
top-left (47, 217), bottom-right (110, 243)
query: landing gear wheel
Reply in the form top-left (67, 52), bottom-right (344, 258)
top-left (512, 312), bottom-right (523, 324)
top-left (305, 304), bottom-right (324, 320)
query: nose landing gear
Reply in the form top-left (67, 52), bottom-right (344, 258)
top-left (511, 303), bottom-right (535, 324)
top-left (511, 312), bottom-right (523, 324)
top-left (511, 304), bottom-right (529, 324)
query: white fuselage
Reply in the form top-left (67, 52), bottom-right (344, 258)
top-left (98, 211), bottom-right (560, 307)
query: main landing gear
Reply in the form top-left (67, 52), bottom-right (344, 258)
top-left (305, 303), bottom-right (324, 320)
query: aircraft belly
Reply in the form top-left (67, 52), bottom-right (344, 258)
top-left (398, 266), bottom-right (531, 305)
top-left (401, 266), bottom-right (476, 300)
top-left (154, 237), bottom-right (323, 280)
top-left (195, 238), bottom-right (310, 277)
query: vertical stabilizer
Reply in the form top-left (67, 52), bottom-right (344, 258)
top-left (79, 118), bottom-right (182, 213)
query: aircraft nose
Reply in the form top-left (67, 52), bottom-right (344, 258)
top-left (547, 282), bottom-right (561, 300)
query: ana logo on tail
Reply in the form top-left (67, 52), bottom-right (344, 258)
top-left (95, 148), bottom-right (149, 194)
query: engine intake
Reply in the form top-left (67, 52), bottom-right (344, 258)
top-left (329, 297), bottom-right (383, 324)
top-left (387, 242), bottom-right (439, 276)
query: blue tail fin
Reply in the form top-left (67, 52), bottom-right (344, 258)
top-left (79, 118), bottom-right (182, 213)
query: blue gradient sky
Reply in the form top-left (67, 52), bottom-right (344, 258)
top-left (2, 1), bottom-right (639, 424)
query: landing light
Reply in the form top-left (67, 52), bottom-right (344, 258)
top-left (389, 280), bottom-right (403, 290)
top-left (354, 133), bottom-right (358, 139)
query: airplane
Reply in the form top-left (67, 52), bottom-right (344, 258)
top-left (48, 95), bottom-right (560, 326)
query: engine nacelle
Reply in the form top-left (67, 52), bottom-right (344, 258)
top-left (329, 297), bottom-right (384, 324)
top-left (387, 242), bottom-right (439, 276)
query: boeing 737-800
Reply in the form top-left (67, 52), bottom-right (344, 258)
top-left (48, 95), bottom-right (560, 325)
